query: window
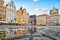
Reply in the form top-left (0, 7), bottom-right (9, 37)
top-left (0, 33), bottom-right (2, 35)
top-left (0, 17), bottom-right (2, 19)
top-left (0, 12), bottom-right (2, 14)
top-left (0, 2), bottom-right (3, 5)
top-left (0, 7), bottom-right (1, 9)
top-left (0, 2), bottom-right (1, 5)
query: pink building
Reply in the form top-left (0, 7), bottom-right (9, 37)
top-left (43, 14), bottom-right (50, 25)
top-left (46, 14), bottom-right (50, 25)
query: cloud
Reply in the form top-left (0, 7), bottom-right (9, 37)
top-left (4, 0), bottom-right (10, 4)
top-left (22, 5), bottom-right (28, 9)
top-left (4, 0), bottom-right (10, 2)
top-left (35, 8), bottom-right (48, 15)
top-left (33, 0), bottom-right (39, 2)
top-left (4, 0), bottom-right (14, 5)
top-left (21, 5), bottom-right (29, 12)
top-left (35, 8), bottom-right (48, 13)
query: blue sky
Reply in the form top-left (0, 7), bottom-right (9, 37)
top-left (4, 0), bottom-right (60, 15)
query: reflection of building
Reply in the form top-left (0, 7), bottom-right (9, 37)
top-left (6, 1), bottom-right (16, 23)
top-left (36, 14), bottom-right (50, 26)
top-left (50, 7), bottom-right (59, 25)
top-left (16, 28), bottom-right (28, 37)
top-left (29, 15), bottom-right (36, 25)
top-left (16, 7), bottom-right (29, 25)
top-left (0, 0), bottom-right (6, 23)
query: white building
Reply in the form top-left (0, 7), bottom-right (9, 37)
top-left (6, 1), bottom-right (16, 23)
top-left (50, 7), bottom-right (59, 25)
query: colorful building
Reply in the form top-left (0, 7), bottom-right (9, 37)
top-left (16, 7), bottom-right (23, 25)
top-left (16, 7), bottom-right (29, 25)
top-left (46, 14), bottom-right (50, 25)
top-left (0, 0), bottom-right (6, 23)
top-left (16, 28), bottom-right (28, 37)
top-left (6, 1), bottom-right (16, 23)
top-left (59, 15), bottom-right (60, 25)
top-left (29, 15), bottom-right (36, 25)
top-left (36, 14), bottom-right (50, 26)
top-left (50, 7), bottom-right (59, 25)
top-left (22, 9), bottom-right (29, 25)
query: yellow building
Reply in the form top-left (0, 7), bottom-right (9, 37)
top-left (16, 9), bottom-right (23, 25)
top-left (36, 14), bottom-right (46, 25)
top-left (16, 7), bottom-right (29, 25)
top-left (0, 0), bottom-right (6, 23)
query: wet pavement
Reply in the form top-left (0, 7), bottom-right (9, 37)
top-left (17, 27), bottom-right (60, 40)
top-left (0, 25), bottom-right (60, 40)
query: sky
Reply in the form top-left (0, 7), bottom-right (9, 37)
top-left (4, 0), bottom-right (60, 15)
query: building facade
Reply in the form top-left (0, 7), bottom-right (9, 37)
top-left (29, 15), bottom-right (36, 25)
top-left (16, 7), bottom-right (23, 25)
top-left (22, 9), bottom-right (29, 25)
top-left (50, 7), bottom-right (59, 25)
top-left (46, 14), bottom-right (50, 25)
top-left (6, 1), bottom-right (16, 23)
top-left (0, 0), bottom-right (6, 23)
top-left (36, 14), bottom-right (50, 26)
top-left (58, 15), bottom-right (60, 25)
top-left (16, 7), bottom-right (29, 25)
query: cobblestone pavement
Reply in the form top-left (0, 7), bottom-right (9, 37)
top-left (18, 27), bottom-right (60, 40)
